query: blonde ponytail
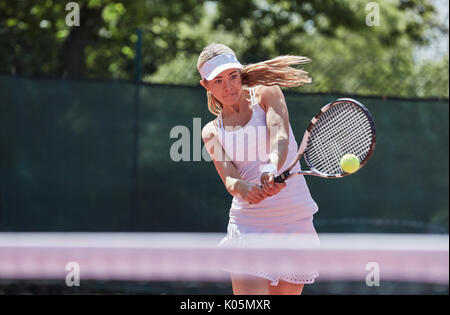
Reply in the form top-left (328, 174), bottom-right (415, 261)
top-left (241, 55), bottom-right (311, 88)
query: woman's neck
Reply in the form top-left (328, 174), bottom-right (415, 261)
top-left (222, 90), bottom-right (250, 117)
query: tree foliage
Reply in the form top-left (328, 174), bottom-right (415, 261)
top-left (213, 0), bottom-right (436, 61)
top-left (0, 0), bottom-right (447, 97)
top-left (0, 0), bottom-right (205, 78)
top-left (151, 0), bottom-right (449, 97)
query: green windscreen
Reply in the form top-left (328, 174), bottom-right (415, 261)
top-left (0, 75), bottom-right (448, 233)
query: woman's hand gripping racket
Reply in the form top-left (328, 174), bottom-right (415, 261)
top-left (275, 98), bottom-right (376, 183)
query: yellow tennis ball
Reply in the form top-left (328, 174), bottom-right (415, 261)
top-left (340, 154), bottom-right (360, 174)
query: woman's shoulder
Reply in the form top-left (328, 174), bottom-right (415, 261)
top-left (201, 118), bottom-right (220, 141)
top-left (254, 85), bottom-right (283, 111)
top-left (255, 85), bottom-right (283, 98)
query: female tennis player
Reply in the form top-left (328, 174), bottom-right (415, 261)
top-left (198, 43), bottom-right (319, 295)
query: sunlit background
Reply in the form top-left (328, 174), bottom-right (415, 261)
top-left (0, 0), bottom-right (448, 295)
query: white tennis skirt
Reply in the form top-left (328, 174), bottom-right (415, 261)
top-left (217, 215), bottom-right (320, 286)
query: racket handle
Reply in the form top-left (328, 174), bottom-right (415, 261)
top-left (274, 170), bottom-right (290, 183)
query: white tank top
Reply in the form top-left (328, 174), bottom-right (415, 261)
top-left (216, 88), bottom-right (318, 226)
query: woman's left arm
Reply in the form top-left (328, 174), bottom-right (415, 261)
top-left (259, 85), bottom-right (289, 196)
top-left (260, 85), bottom-right (290, 172)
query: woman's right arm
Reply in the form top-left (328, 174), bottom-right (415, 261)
top-left (202, 121), bottom-right (268, 204)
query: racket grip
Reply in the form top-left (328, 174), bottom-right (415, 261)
top-left (274, 170), bottom-right (290, 183)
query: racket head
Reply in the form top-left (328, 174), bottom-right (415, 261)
top-left (303, 98), bottom-right (376, 178)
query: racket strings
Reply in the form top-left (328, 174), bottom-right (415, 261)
top-left (310, 107), bottom-right (371, 172)
top-left (306, 102), bottom-right (374, 175)
top-left (309, 105), bottom-right (372, 173)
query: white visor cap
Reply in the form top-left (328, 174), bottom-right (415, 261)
top-left (199, 53), bottom-right (243, 81)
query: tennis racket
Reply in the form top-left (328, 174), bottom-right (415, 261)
top-left (274, 98), bottom-right (376, 182)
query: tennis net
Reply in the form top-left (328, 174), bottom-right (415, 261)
top-left (0, 233), bottom-right (448, 294)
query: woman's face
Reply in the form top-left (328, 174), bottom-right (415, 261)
top-left (201, 68), bottom-right (243, 106)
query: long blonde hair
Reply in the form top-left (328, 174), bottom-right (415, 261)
top-left (197, 43), bottom-right (311, 116)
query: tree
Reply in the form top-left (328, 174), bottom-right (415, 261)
top-left (0, 0), bottom-right (447, 97)
top-left (0, 0), bottom-right (206, 79)
top-left (211, 0), bottom-right (437, 61)
top-left (149, 0), bottom-right (448, 97)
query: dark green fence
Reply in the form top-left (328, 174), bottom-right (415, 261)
top-left (0, 75), bottom-right (448, 232)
